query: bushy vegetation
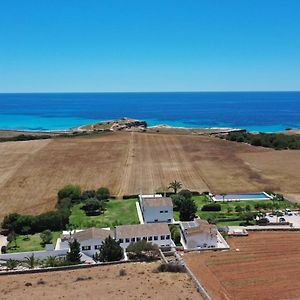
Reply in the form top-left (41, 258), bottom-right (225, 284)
top-left (169, 224), bottom-right (181, 246)
top-left (93, 236), bottom-right (123, 262)
top-left (201, 203), bottom-right (221, 211)
top-left (226, 131), bottom-right (300, 150)
top-left (2, 210), bottom-right (70, 235)
top-left (0, 134), bottom-right (51, 143)
top-left (126, 240), bottom-right (159, 261)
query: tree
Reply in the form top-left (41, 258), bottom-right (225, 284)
top-left (40, 230), bottom-right (53, 246)
top-left (227, 206), bottom-right (233, 214)
top-left (178, 189), bottom-right (192, 200)
top-left (66, 239), bottom-right (81, 264)
top-left (1, 213), bottom-right (21, 232)
top-left (168, 180), bottom-right (182, 194)
top-left (98, 236), bottom-right (123, 262)
top-left (81, 190), bottom-right (97, 200)
top-left (81, 198), bottom-right (102, 215)
top-left (171, 194), bottom-right (185, 211)
top-left (57, 184), bottom-right (81, 204)
top-left (179, 198), bottom-right (197, 221)
top-left (7, 231), bottom-right (17, 248)
top-left (96, 187), bottom-right (110, 201)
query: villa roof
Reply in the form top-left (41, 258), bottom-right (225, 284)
top-left (143, 197), bottom-right (173, 207)
top-left (115, 223), bottom-right (170, 238)
top-left (72, 227), bottom-right (113, 242)
top-left (181, 219), bottom-right (217, 236)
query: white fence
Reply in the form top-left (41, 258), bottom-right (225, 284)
top-left (0, 249), bottom-right (68, 261)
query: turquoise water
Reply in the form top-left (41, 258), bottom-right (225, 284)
top-left (0, 92), bottom-right (299, 132)
top-left (214, 193), bottom-right (271, 201)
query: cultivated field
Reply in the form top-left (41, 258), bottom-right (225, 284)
top-left (0, 262), bottom-right (201, 300)
top-left (183, 232), bottom-right (300, 300)
top-left (0, 131), bottom-right (300, 220)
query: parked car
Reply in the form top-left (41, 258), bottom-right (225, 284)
top-left (279, 217), bottom-right (286, 223)
top-left (257, 217), bottom-right (270, 225)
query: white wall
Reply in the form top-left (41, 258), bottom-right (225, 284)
top-left (118, 234), bottom-right (172, 249)
top-left (0, 249), bottom-right (68, 261)
top-left (79, 238), bottom-right (105, 256)
top-left (143, 205), bottom-right (173, 223)
top-left (181, 231), bottom-right (218, 249)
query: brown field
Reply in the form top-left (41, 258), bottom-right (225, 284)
top-left (0, 131), bottom-right (300, 220)
top-left (183, 232), bottom-right (300, 300)
top-left (0, 261), bottom-right (201, 300)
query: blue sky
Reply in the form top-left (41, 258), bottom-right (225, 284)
top-left (0, 0), bottom-right (300, 92)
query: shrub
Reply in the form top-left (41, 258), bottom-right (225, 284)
top-left (201, 203), bottom-right (221, 212)
top-left (156, 263), bottom-right (185, 273)
top-left (119, 269), bottom-right (127, 276)
top-left (96, 187), bottom-right (110, 200)
top-left (40, 230), bottom-right (53, 246)
top-left (81, 198), bottom-right (103, 215)
top-left (126, 240), bottom-right (159, 261)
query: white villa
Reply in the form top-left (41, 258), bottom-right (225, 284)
top-left (139, 194), bottom-right (173, 223)
top-left (180, 218), bottom-right (219, 250)
top-left (115, 223), bottom-right (172, 249)
top-left (56, 227), bottom-right (113, 257)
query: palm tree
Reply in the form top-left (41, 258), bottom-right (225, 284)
top-left (168, 180), bottom-right (182, 194)
top-left (44, 256), bottom-right (59, 268)
top-left (24, 254), bottom-right (39, 269)
top-left (6, 259), bottom-right (19, 270)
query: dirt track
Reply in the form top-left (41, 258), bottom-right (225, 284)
top-left (183, 232), bottom-right (300, 300)
top-left (0, 131), bottom-right (300, 219)
top-left (0, 262), bottom-right (201, 300)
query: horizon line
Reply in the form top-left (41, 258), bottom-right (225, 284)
top-left (0, 90), bottom-right (300, 94)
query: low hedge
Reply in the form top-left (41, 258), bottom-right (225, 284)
top-left (201, 203), bottom-right (221, 211)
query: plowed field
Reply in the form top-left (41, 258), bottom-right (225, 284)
top-left (0, 132), bottom-right (299, 220)
top-left (183, 232), bottom-right (300, 300)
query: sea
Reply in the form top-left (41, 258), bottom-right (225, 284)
top-left (0, 92), bottom-right (299, 132)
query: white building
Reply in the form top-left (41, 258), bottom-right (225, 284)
top-left (57, 227), bottom-right (113, 257)
top-left (180, 218), bottom-right (219, 250)
top-left (115, 223), bottom-right (172, 249)
top-left (139, 194), bottom-right (173, 223)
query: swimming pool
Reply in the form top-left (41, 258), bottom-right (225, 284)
top-left (212, 192), bottom-right (272, 202)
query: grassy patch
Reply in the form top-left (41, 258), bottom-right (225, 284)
top-left (7, 231), bottom-right (61, 253)
top-left (69, 198), bottom-right (139, 228)
top-left (174, 195), bottom-right (293, 225)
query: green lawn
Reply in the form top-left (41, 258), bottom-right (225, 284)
top-left (174, 195), bottom-right (294, 226)
top-left (69, 198), bottom-right (139, 229)
top-left (7, 231), bottom-right (61, 253)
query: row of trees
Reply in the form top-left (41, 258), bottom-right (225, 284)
top-left (56, 184), bottom-right (110, 211)
top-left (2, 209), bottom-right (70, 235)
top-left (2, 185), bottom-right (111, 235)
top-left (226, 131), bottom-right (300, 150)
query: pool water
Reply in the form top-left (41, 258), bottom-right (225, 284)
top-left (213, 192), bottom-right (271, 201)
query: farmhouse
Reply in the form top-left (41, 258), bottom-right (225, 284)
top-left (139, 194), bottom-right (173, 223)
top-left (115, 223), bottom-right (172, 249)
top-left (180, 218), bottom-right (219, 250)
top-left (57, 227), bottom-right (113, 256)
